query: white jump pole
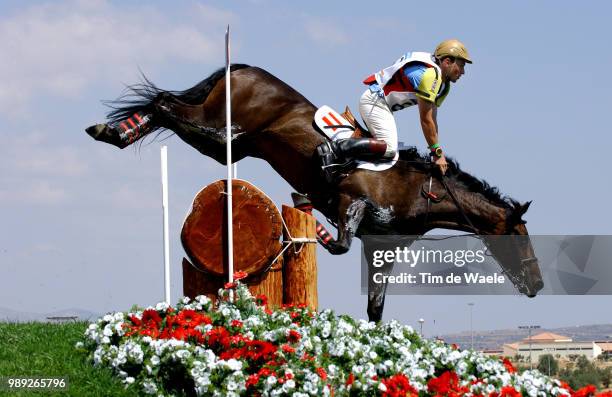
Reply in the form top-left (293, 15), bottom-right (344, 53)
top-left (161, 145), bottom-right (171, 305)
top-left (225, 26), bottom-right (234, 298)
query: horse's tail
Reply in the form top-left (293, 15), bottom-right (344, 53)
top-left (105, 63), bottom-right (251, 127)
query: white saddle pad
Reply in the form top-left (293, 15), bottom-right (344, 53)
top-left (314, 105), bottom-right (399, 172)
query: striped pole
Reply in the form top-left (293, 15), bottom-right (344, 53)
top-left (225, 26), bottom-right (234, 298)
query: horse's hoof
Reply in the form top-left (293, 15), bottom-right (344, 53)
top-left (86, 124), bottom-right (109, 139)
top-left (85, 124), bottom-right (127, 148)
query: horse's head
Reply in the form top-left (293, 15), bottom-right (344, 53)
top-left (484, 201), bottom-right (544, 297)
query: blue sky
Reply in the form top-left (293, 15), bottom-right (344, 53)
top-left (1, 1), bottom-right (611, 335)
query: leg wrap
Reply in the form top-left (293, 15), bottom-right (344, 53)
top-left (114, 112), bottom-right (152, 145)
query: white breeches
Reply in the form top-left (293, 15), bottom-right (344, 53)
top-left (358, 89), bottom-right (397, 158)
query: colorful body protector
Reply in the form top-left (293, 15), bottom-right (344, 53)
top-left (363, 52), bottom-right (450, 112)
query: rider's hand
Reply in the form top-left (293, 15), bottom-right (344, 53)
top-left (434, 154), bottom-right (448, 175)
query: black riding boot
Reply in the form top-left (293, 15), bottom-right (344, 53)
top-left (333, 138), bottom-right (388, 160)
top-left (316, 138), bottom-right (388, 184)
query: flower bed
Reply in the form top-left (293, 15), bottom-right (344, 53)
top-left (79, 280), bottom-right (609, 396)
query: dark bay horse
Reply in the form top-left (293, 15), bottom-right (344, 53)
top-left (86, 64), bottom-right (543, 321)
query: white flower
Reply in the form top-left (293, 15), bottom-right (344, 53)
top-left (124, 377), bottom-right (135, 384)
top-left (142, 381), bottom-right (158, 394)
top-left (225, 359), bottom-right (242, 371)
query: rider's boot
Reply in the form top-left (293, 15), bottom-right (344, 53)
top-left (333, 138), bottom-right (388, 161)
top-left (317, 142), bottom-right (340, 184)
top-left (317, 138), bottom-right (389, 184)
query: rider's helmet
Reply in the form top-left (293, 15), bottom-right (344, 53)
top-left (434, 39), bottom-right (473, 64)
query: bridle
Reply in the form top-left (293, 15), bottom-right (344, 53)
top-left (425, 166), bottom-right (538, 267)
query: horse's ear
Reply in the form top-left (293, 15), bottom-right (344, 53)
top-left (519, 201), bottom-right (532, 216)
top-left (509, 201), bottom-right (531, 226)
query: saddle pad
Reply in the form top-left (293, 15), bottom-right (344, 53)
top-left (315, 105), bottom-right (400, 171)
top-left (314, 105), bottom-right (354, 140)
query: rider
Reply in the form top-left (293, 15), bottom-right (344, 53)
top-left (330, 39), bottom-right (472, 176)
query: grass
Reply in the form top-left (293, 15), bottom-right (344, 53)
top-left (0, 321), bottom-right (138, 396)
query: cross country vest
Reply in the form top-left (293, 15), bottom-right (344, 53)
top-left (363, 52), bottom-right (443, 112)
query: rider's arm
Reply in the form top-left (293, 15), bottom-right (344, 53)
top-left (417, 97), bottom-right (438, 147)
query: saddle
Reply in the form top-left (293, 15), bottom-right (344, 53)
top-left (314, 106), bottom-right (387, 184)
top-left (339, 107), bottom-right (372, 139)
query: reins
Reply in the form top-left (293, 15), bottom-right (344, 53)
top-left (438, 173), bottom-right (479, 234)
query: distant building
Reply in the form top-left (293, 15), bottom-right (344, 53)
top-left (503, 332), bottom-right (609, 361)
top-left (481, 349), bottom-right (504, 358)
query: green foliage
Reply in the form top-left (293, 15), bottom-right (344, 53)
top-left (537, 354), bottom-right (559, 376)
top-left (0, 321), bottom-right (137, 396)
top-left (557, 354), bottom-right (611, 391)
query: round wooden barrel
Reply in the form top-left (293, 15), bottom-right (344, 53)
top-left (181, 179), bottom-right (283, 278)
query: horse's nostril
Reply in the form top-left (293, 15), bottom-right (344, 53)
top-left (534, 280), bottom-right (544, 292)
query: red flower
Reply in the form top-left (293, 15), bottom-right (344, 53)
top-left (231, 320), bottom-right (243, 328)
top-left (287, 329), bottom-right (301, 343)
top-left (346, 373), bottom-right (355, 386)
top-left (246, 374), bottom-right (260, 388)
top-left (176, 309), bottom-right (201, 326)
top-left (501, 357), bottom-right (516, 374)
top-left (255, 294), bottom-right (268, 307)
top-left (301, 352), bottom-right (314, 361)
top-left (490, 386), bottom-right (522, 397)
top-left (129, 314), bottom-right (142, 327)
top-left (234, 271), bottom-right (248, 280)
top-left (427, 370), bottom-right (469, 396)
top-left (316, 367), bottom-right (328, 381)
top-left (224, 282), bottom-right (237, 289)
top-left (141, 309), bottom-right (162, 327)
top-left (559, 381), bottom-right (573, 393)
top-left (281, 344), bottom-right (295, 354)
top-left (573, 385), bottom-right (597, 397)
top-left (206, 327), bottom-right (231, 350)
top-left (381, 373), bottom-right (418, 397)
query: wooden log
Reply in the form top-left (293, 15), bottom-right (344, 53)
top-left (181, 179), bottom-right (282, 278)
top-left (248, 256), bottom-right (283, 309)
top-left (182, 257), bottom-right (221, 302)
top-left (281, 205), bottom-right (318, 310)
top-left (182, 256), bottom-right (284, 309)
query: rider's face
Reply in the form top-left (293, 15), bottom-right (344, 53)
top-left (443, 58), bottom-right (466, 83)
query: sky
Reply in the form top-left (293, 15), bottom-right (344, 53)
top-left (1, 0), bottom-right (611, 336)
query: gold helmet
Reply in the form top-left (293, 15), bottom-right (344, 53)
top-left (434, 39), bottom-right (473, 64)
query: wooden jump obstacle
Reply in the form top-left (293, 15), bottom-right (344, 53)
top-left (181, 179), bottom-right (317, 309)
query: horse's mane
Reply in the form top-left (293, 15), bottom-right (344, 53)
top-left (398, 147), bottom-right (518, 209)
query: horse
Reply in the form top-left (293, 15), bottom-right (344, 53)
top-left (86, 64), bottom-right (543, 322)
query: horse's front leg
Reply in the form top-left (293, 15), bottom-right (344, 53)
top-left (325, 195), bottom-right (366, 255)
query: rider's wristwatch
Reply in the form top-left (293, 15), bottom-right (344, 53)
top-left (430, 147), bottom-right (443, 158)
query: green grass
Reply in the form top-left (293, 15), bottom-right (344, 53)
top-left (0, 321), bottom-right (138, 396)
